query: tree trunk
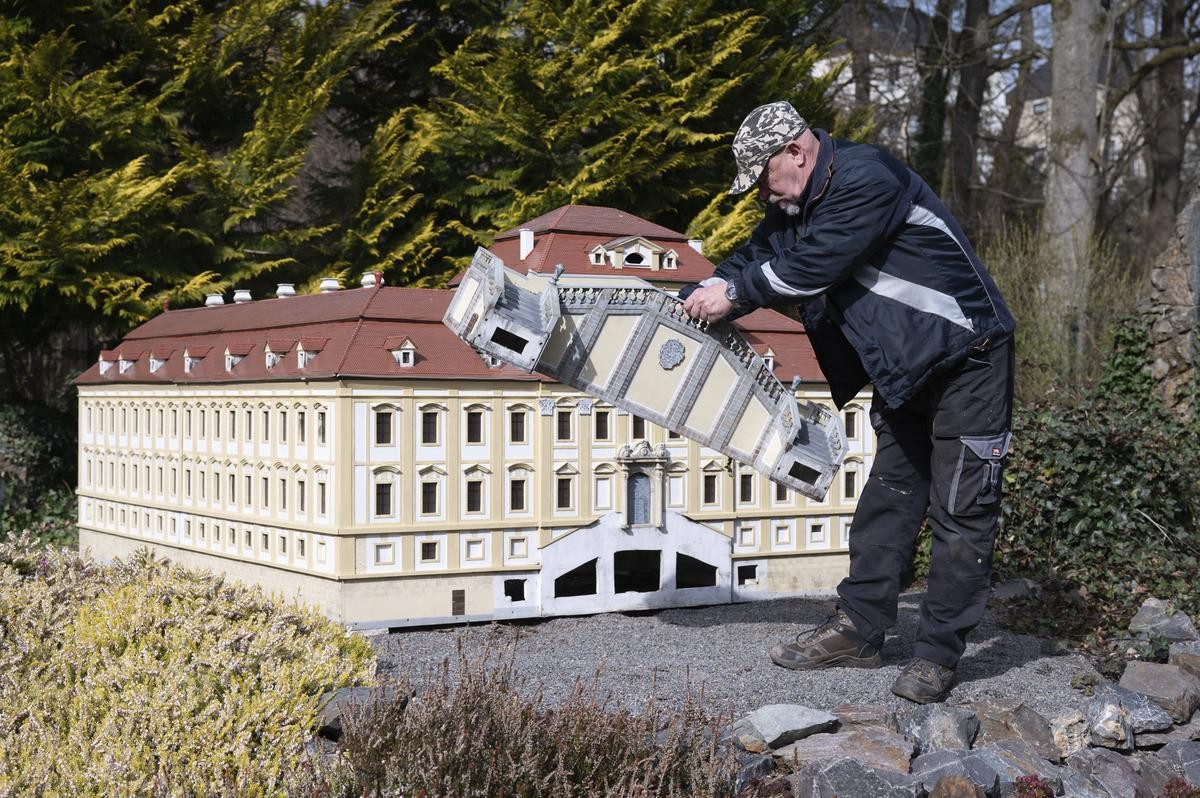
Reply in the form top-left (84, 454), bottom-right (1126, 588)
top-left (848, 0), bottom-right (874, 110)
top-left (943, 0), bottom-right (989, 230)
top-left (1043, 0), bottom-right (1106, 383)
top-left (983, 5), bottom-right (1034, 235)
top-left (1144, 0), bottom-right (1186, 259)
top-left (911, 0), bottom-right (955, 185)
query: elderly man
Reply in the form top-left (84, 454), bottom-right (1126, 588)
top-left (681, 101), bottom-right (1015, 704)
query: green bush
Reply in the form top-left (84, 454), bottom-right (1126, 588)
top-left (294, 642), bottom-right (745, 798)
top-left (0, 403), bottom-right (78, 545)
top-left (997, 393), bottom-right (1200, 634)
top-left (0, 536), bottom-right (375, 796)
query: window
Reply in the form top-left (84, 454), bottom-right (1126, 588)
top-left (510, 478), bottom-right (527, 511)
top-left (245, 529), bottom-right (252, 548)
top-left (229, 474), bottom-right (236, 503)
top-left (844, 469), bottom-right (858, 500)
top-left (466, 480), bottom-right (482, 513)
top-left (421, 411), bottom-right (438, 444)
top-left (466, 410), bottom-right (483, 444)
top-left (556, 410), bottom-right (571, 441)
top-left (375, 482), bottom-right (393, 516)
top-left (214, 524), bottom-right (221, 544)
top-left (157, 409), bottom-right (163, 435)
top-left (318, 481), bottom-right (327, 515)
top-left (279, 478), bottom-right (287, 510)
top-left (298, 411), bottom-right (306, 443)
top-left (420, 541), bottom-right (438, 562)
top-left (632, 415), bottom-right (646, 439)
top-left (245, 409), bottom-right (252, 441)
top-left (739, 473), bottom-right (754, 503)
top-left (261, 476), bottom-right (269, 507)
top-left (703, 474), bottom-right (718, 505)
top-left (213, 410), bottom-right (219, 438)
top-left (509, 409), bottom-right (526, 443)
top-left (845, 410), bottom-right (858, 440)
top-left (627, 473), bottom-right (650, 524)
top-left (375, 410), bottom-right (393, 445)
top-left (374, 543), bottom-right (394, 566)
top-left (465, 539), bottom-right (485, 561)
top-left (317, 410), bottom-right (326, 444)
top-left (667, 428), bottom-right (681, 440)
top-left (556, 477), bottom-right (572, 510)
top-left (508, 537), bottom-right (528, 558)
top-left (298, 479), bottom-right (306, 513)
top-left (261, 532), bottom-right (269, 551)
top-left (262, 410), bottom-right (270, 441)
top-left (594, 411), bottom-right (610, 441)
top-left (213, 473), bottom-right (220, 501)
top-left (297, 537), bottom-right (304, 557)
top-left (229, 409), bottom-right (236, 439)
top-left (185, 409), bottom-right (192, 437)
top-left (280, 410), bottom-right (287, 442)
top-left (279, 535), bottom-right (287, 555)
top-left (421, 482), bottom-right (438, 515)
top-left (775, 481), bottom-right (788, 502)
top-left (184, 469), bottom-right (192, 498)
top-left (244, 475), bottom-right (251, 504)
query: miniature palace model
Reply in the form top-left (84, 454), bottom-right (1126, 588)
top-left (444, 247), bottom-right (846, 500)
top-left (74, 205), bottom-right (874, 628)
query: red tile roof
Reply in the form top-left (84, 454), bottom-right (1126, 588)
top-left (78, 285), bottom-right (822, 386)
top-left (452, 204), bottom-right (715, 287)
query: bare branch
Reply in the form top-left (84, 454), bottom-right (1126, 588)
top-left (1107, 41), bottom-right (1200, 111)
top-left (988, 0), bottom-right (1049, 31)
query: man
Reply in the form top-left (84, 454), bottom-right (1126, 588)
top-left (681, 101), bottom-right (1015, 704)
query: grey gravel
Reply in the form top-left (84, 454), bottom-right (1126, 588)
top-left (372, 592), bottom-right (1100, 720)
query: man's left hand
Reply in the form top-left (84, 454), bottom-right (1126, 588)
top-left (682, 282), bottom-right (734, 323)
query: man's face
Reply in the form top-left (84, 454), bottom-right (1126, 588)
top-left (756, 145), bottom-right (805, 216)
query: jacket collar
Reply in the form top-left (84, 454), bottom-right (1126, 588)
top-left (799, 128), bottom-right (836, 220)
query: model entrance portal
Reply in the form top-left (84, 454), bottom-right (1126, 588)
top-left (444, 247), bottom-right (846, 500)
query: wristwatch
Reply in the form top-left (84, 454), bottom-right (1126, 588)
top-left (724, 279), bottom-right (739, 304)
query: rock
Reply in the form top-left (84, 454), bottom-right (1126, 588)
top-left (301, 735), bottom-right (339, 764)
top-left (1170, 640), bottom-right (1200, 680)
top-left (901, 704), bottom-right (981, 755)
top-left (1086, 696), bottom-right (1135, 751)
top-left (1131, 750), bottom-right (1186, 795)
top-left (1119, 661), bottom-right (1200, 723)
top-left (1049, 710), bottom-right (1090, 760)
top-left (792, 758), bottom-right (923, 798)
top-left (1057, 767), bottom-right (1113, 798)
top-left (970, 700), bottom-right (1061, 762)
top-left (774, 726), bottom-right (916, 774)
top-left (1040, 638), bottom-right (1074, 657)
top-left (317, 685), bottom-right (387, 742)
top-left (970, 740), bottom-right (1064, 796)
top-left (991, 578), bottom-right (1038, 602)
top-left (752, 776), bottom-right (794, 797)
top-left (1136, 714), bottom-right (1200, 748)
top-left (930, 774), bottom-right (988, 797)
top-left (733, 704), bottom-right (840, 751)
top-left (912, 749), bottom-right (1000, 797)
top-left (1066, 747), bottom-right (1152, 798)
top-left (1092, 683), bottom-right (1175, 733)
top-left (1156, 741), bottom-right (1200, 786)
top-left (834, 703), bottom-right (900, 732)
top-left (734, 751), bottom-right (776, 795)
top-left (1129, 598), bottom-right (1200, 643)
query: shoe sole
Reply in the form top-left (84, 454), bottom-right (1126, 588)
top-left (770, 651), bottom-right (883, 671)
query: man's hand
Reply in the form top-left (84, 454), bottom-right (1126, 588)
top-left (682, 281), bottom-right (734, 323)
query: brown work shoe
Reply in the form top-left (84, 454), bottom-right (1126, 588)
top-left (891, 657), bottom-right (956, 704)
top-left (769, 610), bottom-right (882, 670)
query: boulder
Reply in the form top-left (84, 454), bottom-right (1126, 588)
top-left (1131, 750), bottom-right (1187, 795)
top-left (733, 704), bottom-right (840, 752)
top-left (970, 700), bottom-right (1060, 762)
top-left (834, 703), bottom-right (900, 732)
top-left (1057, 766), bottom-right (1115, 798)
top-left (734, 750), bottom-right (776, 795)
top-left (774, 726), bottom-right (916, 774)
top-left (1128, 598), bottom-right (1200, 643)
top-left (316, 685), bottom-right (393, 742)
top-left (1091, 683), bottom-right (1175, 733)
top-left (911, 748), bottom-right (1000, 797)
top-left (1065, 747), bottom-right (1152, 798)
top-left (1136, 713), bottom-right (1200, 748)
top-left (1049, 709), bottom-right (1090, 760)
top-left (1086, 697), bottom-right (1135, 751)
top-left (1156, 741), bottom-right (1200, 786)
top-left (793, 757), bottom-right (923, 798)
top-left (970, 740), bottom-right (1064, 796)
top-left (929, 774), bottom-right (989, 798)
top-left (902, 704), bottom-right (980, 755)
top-left (1119, 661), bottom-right (1200, 723)
top-left (1170, 640), bottom-right (1200, 680)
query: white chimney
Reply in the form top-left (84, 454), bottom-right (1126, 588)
top-left (519, 228), bottom-right (535, 260)
top-left (276, 283), bottom-right (295, 298)
top-left (361, 271), bottom-right (383, 289)
top-left (687, 238), bottom-right (704, 254)
top-left (319, 277), bottom-right (340, 293)
top-left (233, 289), bottom-right (252, 304)
top-left (205, 293), bottom-right (225, 307)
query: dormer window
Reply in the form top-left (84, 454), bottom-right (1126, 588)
top-left (398, 348), bottom-right (414, 367)
top-left (225, 353), bottom-right (241, 371)
top-left (624, 251), bottom-right (645, 266)
top-left (118, 352), bottom-right (140, 374)
top-left (590, 248), bottom-right (606, 265)
top-left (763, 347), bottom-right (776, 372)
top-left (149, 357), bottom-right (165, 373)
top-left (265, 350), bottom-right (283, 369)
top-left (182, 345), bottom-right (209, 375)
top-left (98, 351), bottom-right (116, 376)
top-left (385, 335), bottom-right (417, 367)
top-left (297, 336), bottom-right (327, 369)
top-left (663, 249), bottom-right (678, 269)
top-left (297, 347), bottom-right (314, 368)
top-left (185, 357), bottom-right (198, 373)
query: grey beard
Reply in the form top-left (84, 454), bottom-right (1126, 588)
top-left (767, 194), bottom-right (802, 216)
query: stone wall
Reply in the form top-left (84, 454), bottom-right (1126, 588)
top-left (1145, 194), bottom-right (1200, 418)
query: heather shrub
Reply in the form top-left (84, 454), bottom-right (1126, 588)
top-left (293, 641), bottom-right (746, 798)
top-left (0, 536), bottom-right (374, 796)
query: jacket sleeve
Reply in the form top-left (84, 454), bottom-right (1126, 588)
top-left (739, 160), bottom-right (908, 309)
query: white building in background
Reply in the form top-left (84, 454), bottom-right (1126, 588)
top-left (75, 206), bottom-right (873, 629)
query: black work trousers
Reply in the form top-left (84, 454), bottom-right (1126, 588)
top-left (837, 337), bottom-right (1015, 668)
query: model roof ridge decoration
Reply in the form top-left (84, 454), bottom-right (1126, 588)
top-left (443, 247), bottom-right (845, 500)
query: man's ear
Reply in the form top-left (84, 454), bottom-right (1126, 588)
top-left (785, 139), bottom-right (806, 165)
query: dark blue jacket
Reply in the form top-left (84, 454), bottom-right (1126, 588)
top-left (714, 129), bottom-right (1015, 410)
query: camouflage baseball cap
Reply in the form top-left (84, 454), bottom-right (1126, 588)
top-left (728, 101), bottom-right (809, 195)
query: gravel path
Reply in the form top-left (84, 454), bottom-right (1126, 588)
top-left (372, 592), bottom-right (1100, 720)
